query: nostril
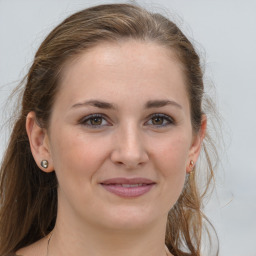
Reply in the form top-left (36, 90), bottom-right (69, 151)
top-left (110, 140), bottom-right (149, 168)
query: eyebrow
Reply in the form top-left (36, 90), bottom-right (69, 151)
top-left (71, 99), bottom-right (182, 110)
top-left (145, 100), bottom-right (182, 109)
top-left (71, 100), bottom-right (117, 110)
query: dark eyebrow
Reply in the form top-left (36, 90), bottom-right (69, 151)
top-left (145, 100), bottom-right (182, 109)
top-left (71, 99), bottom-right (182, 110)
top-left (71, 100), bottom-right (117, 110)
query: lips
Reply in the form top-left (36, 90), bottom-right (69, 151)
top-left (100, 177), bottom-right (156, 198)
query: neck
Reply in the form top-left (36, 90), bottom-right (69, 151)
top-left (49, 213), bottom-right (169, 256)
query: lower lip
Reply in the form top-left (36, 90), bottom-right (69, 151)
top-left (100, 184), bottom-right (155, 198)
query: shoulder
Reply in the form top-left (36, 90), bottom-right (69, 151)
top-left (165, 245), bottom-right (174, 256)
top-left (15, 237), bottom-right (47, 256)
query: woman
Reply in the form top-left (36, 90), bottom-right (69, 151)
top-left (0, 3), bottom-right (218, 256)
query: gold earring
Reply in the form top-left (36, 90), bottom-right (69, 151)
top-left (188, 160), bottom-right (195, 175)
top-left (189, 160), bottom-right (195, 172)
top-left (189, 160), bottom-right (194, 169)
top-left (41, 160), bottom-right (49, 169)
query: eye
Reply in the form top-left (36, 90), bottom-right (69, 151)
top-left (146, 114), bottom-right (174, 127)
top-left (79, 114), bottom-right (110, 128)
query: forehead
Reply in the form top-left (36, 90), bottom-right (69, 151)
top-left (62, 39), bottom-right (183, 77)
top-left (56, 40), bottom-right (188, 110)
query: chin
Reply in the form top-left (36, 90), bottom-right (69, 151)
top-left (97, 206), bottom-right (162, 231)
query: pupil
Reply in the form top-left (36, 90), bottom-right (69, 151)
top-left (153, 117), bottom-right (163, 125)
top-left (91, 117), bottom-right (102, 125)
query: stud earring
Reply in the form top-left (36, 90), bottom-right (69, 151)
top-left (41, 160), bottom-right (49, 169)
top-left (188, 160), bottom-right (195, 175)
top-left (189, 160), bottom-right (194, 169)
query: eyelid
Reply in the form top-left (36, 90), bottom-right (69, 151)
top-left (145, 113), bottom-right (175, 127)
top-left (78, 113), bottom-right (111, 128)
top-left (78, 113), bottom-right (175, 128)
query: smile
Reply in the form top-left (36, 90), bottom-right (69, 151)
top-left (100, 178), bottom-right (156, 198)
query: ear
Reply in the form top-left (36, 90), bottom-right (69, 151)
top-left (26, 111), bottom-right (54, 173)
top-left (186, 115), bottom-right (207, 173)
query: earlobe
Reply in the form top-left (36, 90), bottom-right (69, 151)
top-left (26, 111), bottom-right (54, 173)
top-left (186, 115), bottom-right (207, 173)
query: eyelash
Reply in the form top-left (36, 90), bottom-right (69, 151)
top-left (146, 113), bottom-right (175, 127)
top-left (79, 113), bottom-right (175, 128)
top-left (79, 114), bottom-right (110, 129)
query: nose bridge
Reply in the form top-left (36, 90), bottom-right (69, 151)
top-left (111, 121), bottom-right (148, 168)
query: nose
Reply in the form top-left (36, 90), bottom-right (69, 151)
top-left (110, 124), bottom-right (149, 169)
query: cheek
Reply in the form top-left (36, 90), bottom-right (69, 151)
top-left (49, 128), bottom-right (108, 188)
top-left (153, 133), bottom-right (190, 174)
top-left (150, 133), bottom-right (190, 202)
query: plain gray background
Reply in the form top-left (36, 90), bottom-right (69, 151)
top-left (0, 0), bottom-right (256, 255)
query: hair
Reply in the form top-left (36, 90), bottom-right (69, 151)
top-left (0, 3), bottom-right (219, 256)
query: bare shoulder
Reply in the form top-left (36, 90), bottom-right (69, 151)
top-left (165, 245), bottom-right (174, 256)
top-left (15, 237), bottom-right (47, 256)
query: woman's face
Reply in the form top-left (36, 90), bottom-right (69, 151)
top-left (44, 40), bottom-right (203, 230)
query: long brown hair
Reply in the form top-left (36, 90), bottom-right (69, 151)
top-left (0, 3), bottom-right (219, 255)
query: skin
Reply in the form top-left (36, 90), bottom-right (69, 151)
top-left (20, 40), bottom-right (206, 256)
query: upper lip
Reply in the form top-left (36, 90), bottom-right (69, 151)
top-left (100, 177), bottom-right (155, 185)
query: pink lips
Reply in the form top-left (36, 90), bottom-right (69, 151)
top-left (100, 177), bottom-right (155, 198)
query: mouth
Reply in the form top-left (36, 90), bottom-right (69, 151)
top-left (100, 177), bottom-right (156, 198)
